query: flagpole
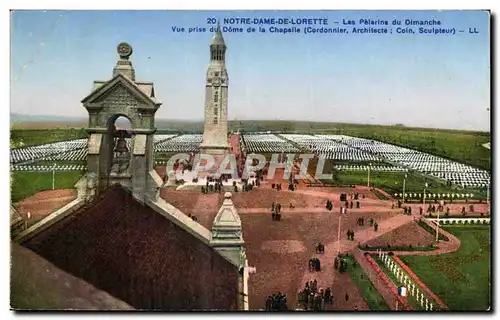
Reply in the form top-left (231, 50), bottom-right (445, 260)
top-left (367, 163), bottom-right (371, 188)
top-left (337, 213), bottom-right (342, 256)
top-left (435, 211), bottom-right (440, 242)
top-left (487, 183), bottom-right (490, 214)
top-left (402, 174), bottom-right (407, 204)
top-left (52, 163), bottom-right (56, 190)
top-left (423, 183), bottom-right (428, 207)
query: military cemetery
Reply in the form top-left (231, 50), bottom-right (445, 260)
top-left (10, 9), bottom-right (491, 312)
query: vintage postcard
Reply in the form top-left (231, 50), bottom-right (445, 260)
top-left (9, 9), bottom-right (491, 312)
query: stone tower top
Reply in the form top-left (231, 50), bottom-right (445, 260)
top-left (113, 42), bottom-right (135, 81)
top-left (211, 21), bottom-right (225, 46)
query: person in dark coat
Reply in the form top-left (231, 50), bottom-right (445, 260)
top-left (325, 287), bottom-right (332, 303)
top-left (265, 296), bottom-right (273, 310)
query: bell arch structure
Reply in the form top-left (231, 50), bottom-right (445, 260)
top-left (80, 42), bottom-right (164, 203)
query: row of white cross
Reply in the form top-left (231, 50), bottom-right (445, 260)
top-left (268, 133), bottom-right (491, 188)
top-left (9, 133), bottom-right (491, 189)
top-left (243, 135), bottom-right (300, 153)
top-left (333, 136), bottom-right (490, 187)
top-left (394, 193), bottom-right (475, 198)
top-left (155, 135), bottom-right (203, 153)
top-left (283, 134), bottom-right (382, 161)
top-left (11, 164), bottom-right (86, 172)
top-left (10, 139), bottom-right (87, 164)
top-left (335, 165), bottom-right (408, 172)
top-left (377, 250), bottom-right (434, 311)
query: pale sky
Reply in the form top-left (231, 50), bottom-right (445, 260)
top-left (10, 10), bottom-right (491, 131)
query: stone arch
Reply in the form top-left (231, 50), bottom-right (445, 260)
top-left (98, 113), bottom-right (135, 189)
top-left (107, 113), bottom-right (134, 131)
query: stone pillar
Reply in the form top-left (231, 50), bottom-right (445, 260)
top-left (210, 192), bottom-right (247, 310)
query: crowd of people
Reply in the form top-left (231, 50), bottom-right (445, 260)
top-left (308, 257), bottom-right (321, 272)
top-left (392, 201), bottom-right (479, 217)
top-left (356, 217), bottom-right (365, 226)
top-left (315, 243), bottom-right (325, 254)
top-left (297, 280), bottom-right (332, 311)
top-left (264, 293), bottom-right (288, 311)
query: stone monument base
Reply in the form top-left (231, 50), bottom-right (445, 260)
top-left (199, 145), bottom-right (230, 155)
top-left (175, 179), bottom-right (243, 192)
top-left (164, 169), bottom-right (252, 192)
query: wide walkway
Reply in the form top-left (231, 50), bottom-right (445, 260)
top-left (296, 214), bottom-right (414, 303)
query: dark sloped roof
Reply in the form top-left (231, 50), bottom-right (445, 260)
top-left (10, 243), bottom-right (133, 310)
top-left (22, 186), bottom-right (238, 310)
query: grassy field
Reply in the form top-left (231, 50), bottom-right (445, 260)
top-left (11, 171), bottom-right (85, 203)
top-left (10, 128), bottom-right (88, 147)
top-left (399, 225), bottom-right (491, 311)
top-left (417, 220), bottom-right (449, 241)
top-left (10, 120), bottom-right (490, 170)
top-left (319, 169), bottom-right (487, 199)
top-left (345, 255), bottom-right (391, 311)
top-left (330, 124), bottom-right (491, 172)
top-left (230, 121), bottom-right (490, 171)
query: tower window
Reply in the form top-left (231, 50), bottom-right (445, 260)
top-left (214, 72), bottom-right (219, 76)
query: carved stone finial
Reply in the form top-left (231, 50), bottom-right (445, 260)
top-left (224, 192), bottom-right (232, 199)
top-left (113, 42), bottom-right (135, 80)
top-left (117, 42), bottom-right (133, 60)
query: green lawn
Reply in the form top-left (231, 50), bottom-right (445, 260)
top-left (324, 123), bottom-right (490, 171)
top-left (10, 122), bottom-right (490, 171)
top-left (399, 225), bottom-right (491, 311)
top-left (345, 255), bottom-right (390, 311)
top-left (229, 121), bottom-right (490, 171)
top-left (11, 171), bottom-right (85, 203)
top-left (10, 129), bottom-right (88, 147)
top-left (359, 244), bottom-right (437, 252)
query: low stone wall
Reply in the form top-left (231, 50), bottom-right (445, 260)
top-left (146, 197), bottom-right (212, 245)
top-left (14, 198), bottom-right (85, 244)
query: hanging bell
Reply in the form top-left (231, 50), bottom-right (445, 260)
top-left (114, 137), bottom-right (129, 153)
